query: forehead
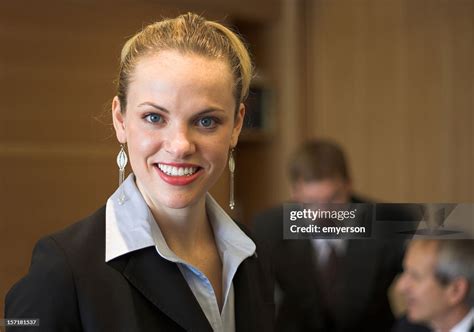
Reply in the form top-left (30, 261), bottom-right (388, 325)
top-left (405, 241), bottom-right (439, 272)
top-left (133, 50), bottom-right (232, 83)
top-left (297, 178), bottom-right (346, 192)
top-left (123, 50), bottom-right (237, 113)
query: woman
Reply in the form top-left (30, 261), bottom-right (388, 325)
top-left (5, 13), bottom-right (274, 332)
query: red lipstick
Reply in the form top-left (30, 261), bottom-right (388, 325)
top-left (155, 163), bottom-right (202, 186)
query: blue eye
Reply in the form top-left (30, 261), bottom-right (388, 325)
top-left (145, 113), bottom-right (162, 123)
top-left (198, 117), bottom-right (216, 128)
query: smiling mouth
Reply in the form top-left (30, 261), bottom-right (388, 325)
top-left (156, 163), bottom-right (200, 177)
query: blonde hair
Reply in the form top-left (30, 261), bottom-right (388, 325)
top-left (117, 13), bottom-right (253, 112)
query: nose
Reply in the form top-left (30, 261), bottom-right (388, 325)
top-left (396, 272), bottom-right (409, 295)
top-left (163, 124), bottom-right (196, 158)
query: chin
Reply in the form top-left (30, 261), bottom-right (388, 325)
top-left (407, 310), bottom-right (424, 323)
top-left (164, 201), bottom-right (193, 210)
top-left (160, 195), bottom-right (202, 210)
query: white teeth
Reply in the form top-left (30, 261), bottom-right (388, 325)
top-left (157, 164), bottom-right (198, 177)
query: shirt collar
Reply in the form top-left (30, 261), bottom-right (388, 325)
top-left (450, 308), bottom-right (474, 332)
top-left (205, 193), bottom-right (256, 260)
top-left (105, 173), bottom-right (256, 263)
top-left (105, 174), bottom-right (155, 262)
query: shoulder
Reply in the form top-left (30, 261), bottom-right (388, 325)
top-left (252, 205), bottom-right (284, 226)
top-left (4, 236), bottom-right (84, 330)
top-left (46, 205), bottom-right (109, 279)
top-left (392, 316), bottom-right (431, 332)
top-left (5, 207), bottom-right (106, 329)
top-left (12, 204), bottom-right (106, 279)
top-left (350, 193), bottom-right (372, 204)
top-left (234, 219), bottom-right (273, 285)
top-left (233, 221), bottom-right (275, 331)
top-left (235, 220), bottom-right (271, 264)
top-left (50, 205), bottom-right (106, 252)
top-left (40, 206), bottom-right (107, 270)
top-left (251, 204), bottom-right (284, 245)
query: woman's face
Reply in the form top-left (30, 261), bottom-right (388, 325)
top-left (112, 50), bottom-right (244, 210)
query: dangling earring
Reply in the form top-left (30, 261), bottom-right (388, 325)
top-left (228, 148), bottom-right (236, 210)
top-left (116, 144), bottom-right (128, 204)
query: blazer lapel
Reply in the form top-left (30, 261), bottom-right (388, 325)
top-left (111, 247), bottom-right (212, 332)
top-left (234, 253), bottom-right (274, 332)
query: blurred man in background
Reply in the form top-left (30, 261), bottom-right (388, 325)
top-left (252, 139), bottom-right (404, 331)
top-left (394, 240), bottom-right (474, 332)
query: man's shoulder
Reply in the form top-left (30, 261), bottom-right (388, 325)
top-left (350, 194), bottom-right (372, 204)
top-left (253, 205), bottom-right (284, 222)
top-left (392, 316), bottom-right (431, 332)
top-left (251, 204), bottom-right (285, 242)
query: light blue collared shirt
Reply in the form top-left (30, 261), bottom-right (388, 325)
top-left (105, 174), bottom-right (256, 332)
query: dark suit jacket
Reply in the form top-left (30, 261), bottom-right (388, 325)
top-left (252, 198), bottom-right (404, 332)
top-left (392, 317), bottom-right (431, 332)
top-left (5, 206), bottom-right (274, 332)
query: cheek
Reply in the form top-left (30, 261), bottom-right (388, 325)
top-left (202, 125), bottom-right (234, 163)
top-left (126, 127), bottom-right (160, 160)
top-left (415, 283), bottom-right (439, 306)
top-left (204, 140), bottom-right (229, 171)
top-left (412, 281), bottom-right (426, 295)
top-left (396, 275), bottom-right (407, 293)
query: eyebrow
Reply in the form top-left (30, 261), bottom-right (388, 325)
top-left (137, 101), bottom-right (227, 115)
top-left (137, 102), bottom-right (169, 113)
top-left (197, 108), bottom-right (226, 116)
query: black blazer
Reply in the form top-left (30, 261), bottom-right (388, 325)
top-left (252, 200), bottom-right (404, 332)
top-left (5, 206), bottom-right (275, 332)
top-left (392, 317), bottom-right (431, 332)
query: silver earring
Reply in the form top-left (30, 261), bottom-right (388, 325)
top-left (117, 144), bottom-right (128, 204)
top-left (229, 148), bottom-right (236, 210)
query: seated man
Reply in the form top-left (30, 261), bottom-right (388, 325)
top-left (394, 240), bottom-right (474, 332)
top-left (253, 139), bottom-right (404, 331)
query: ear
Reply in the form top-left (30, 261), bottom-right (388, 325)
top-left (289, 181), bottom-right (301, 202)
top-left (345, 179), bottom-right (353, 192)
top-left (230, 103), bottom-right (245, 148)
top-left (343, 179), bottom-right (353, 201)
top-left (289, 185), bottom-right (298, 201)
top-left (112, 96), bottom-right (127, 144)
top-left (446, 277), bottom-right (469, 306)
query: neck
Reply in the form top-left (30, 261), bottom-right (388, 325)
top-left (148, 196), bottom-right (215, 256)
top-left (430, 305), bottom-right (470, 332)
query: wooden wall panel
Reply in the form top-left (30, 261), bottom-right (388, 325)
top-left (235, 0), bottom-right (308, 223)
top-left (306, 0), bottom-right (473, 203)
